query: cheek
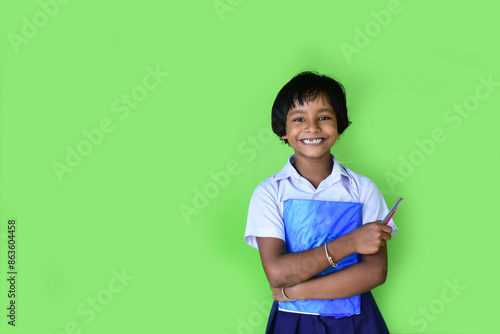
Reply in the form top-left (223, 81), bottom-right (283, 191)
top-left (330, 123), bottom-right (339, 135)
top-left (285, 123), bottom-right (299, 134)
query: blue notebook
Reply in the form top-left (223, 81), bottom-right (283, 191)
top-left (279, 199), bottom-right (362, 318)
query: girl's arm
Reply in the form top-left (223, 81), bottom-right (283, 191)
top-left (271, 245), bottom-right (388, 301)
top-left (257, 222), bottom-right (392, 288)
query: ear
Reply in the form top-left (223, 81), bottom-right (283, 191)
top-left (281, 135), bottom-right (287, 140)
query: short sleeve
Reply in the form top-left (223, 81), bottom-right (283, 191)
top-left (358, 178), bottom-right (398, 236)
top-left (244, 183), bottom-right (285, 249)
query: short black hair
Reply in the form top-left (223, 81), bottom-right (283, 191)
top-left (271, 71), bottom-right (351, 143)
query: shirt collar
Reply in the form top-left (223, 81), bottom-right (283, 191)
top-left (271, 154), bottom-right (353, 186)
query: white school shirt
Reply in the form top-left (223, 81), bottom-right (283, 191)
top-left (244, 154), bottom-right (397, 249)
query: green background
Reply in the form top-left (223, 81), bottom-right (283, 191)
top-left (1, 0), bottom-right (499, 333)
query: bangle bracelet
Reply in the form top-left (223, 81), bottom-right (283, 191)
top-left (282, 287), bottom-right (295, 301)
top-left (324, 243), bottom-right (337, 268)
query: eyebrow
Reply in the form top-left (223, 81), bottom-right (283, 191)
top-left (288, 108), bottom-right (335, 116)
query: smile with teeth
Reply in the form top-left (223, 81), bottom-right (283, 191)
top-left (301, 138), bottom-right (324, 144)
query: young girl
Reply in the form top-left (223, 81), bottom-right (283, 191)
top-left (244, 71), bottom-right (398, 333)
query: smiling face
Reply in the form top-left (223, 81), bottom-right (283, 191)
top-left (282, 94), bottom-right (339, 162)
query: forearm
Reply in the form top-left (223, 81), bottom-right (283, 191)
top-left (285, 246), bottom-right (388, 300)
top-left (258, 234), bottom-right (355, 287)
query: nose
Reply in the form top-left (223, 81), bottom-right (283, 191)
top-left (304, 119), bottom-right (320, 133)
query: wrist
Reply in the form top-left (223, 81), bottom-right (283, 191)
top-left (327, 235), bottom-right (354, 263)
top-left (285, 284), bottom-right (302, 301)
top-left (342, 233), bottom-right (357, 255)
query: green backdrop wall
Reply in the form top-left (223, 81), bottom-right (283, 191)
top-left (1, 0), bottom-right (499, 333)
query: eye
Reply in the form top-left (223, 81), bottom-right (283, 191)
top-left (293, 117), bottom-right (305, 122)
top-left (319, 116), bottom-right (331, 120)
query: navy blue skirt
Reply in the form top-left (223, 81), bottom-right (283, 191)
top-left (265, 292), bottom-right (389, 334)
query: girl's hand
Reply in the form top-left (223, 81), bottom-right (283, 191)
top-left (348, 221), bottom-right (392, 255)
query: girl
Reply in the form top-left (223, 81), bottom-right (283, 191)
top-left (244, 71), bottom-right (398, 333)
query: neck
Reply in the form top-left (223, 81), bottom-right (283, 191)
top-left (293, 154), bottom-right (333, 189)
